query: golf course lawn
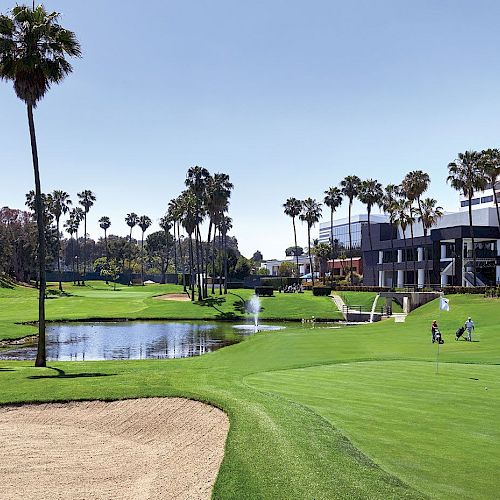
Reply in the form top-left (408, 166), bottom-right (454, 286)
top-left (0, 286), bottom-right (499, 499)
top-left (337, 290), bottom-right (403, 312)
top-left (0, 281), bottom-right (342, 341)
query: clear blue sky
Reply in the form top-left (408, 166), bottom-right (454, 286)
top-left (2, 0), bottom-right (500, 259)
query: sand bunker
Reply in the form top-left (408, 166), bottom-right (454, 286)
top-left (154, 293), bottom-right (191, 301)
top-left (0, 398), bottom-right (228, 500)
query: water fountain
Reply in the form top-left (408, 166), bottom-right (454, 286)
top-left (233, 295), bottom-right (284, 332)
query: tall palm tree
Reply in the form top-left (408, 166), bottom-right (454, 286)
top-left (64, 216), bottom-right (78, 283)
top-left (167, 200), bottom-right (182, 288)
top-left (159, 214), bottom-right (172, 284)
top-left (358, 179), bottom-right (383, 286)
top-left (0, 4), bottom-right (80, 366)
top-left (69, 207), bottom-right (84, 285)
top-left (323, 187), bottom-right (343, 262)
top-left (283, 197), bottom-right (303, 283)
top-left (179, 191), bottom-right (198, 301)
top-left (479, 148), bottom-right (500, 227)
top-left (447, 151), bottom-right (487, 286)
top-left (77, 190), bottom-right (96, 285)
top-left (98, 216), bottom-right (111, 261)
top-left (125, 212), bottom-right (138, 284)
top-left (418, 198), bottom-right (443, 285)
top-left (381, 184), bottom-right (400, 289)
top-left (401, 170), bottom-right (430, 229)
top-left (394, 199), bottom-right (413, 286)
top-left (299, 198), bottom-right (322, 287)
top-left (50, 190), bottom-right (72, 291)
top-left (220, 215), bottom-right (233, 295)
top-left (138, 215), bottom-right (152, 285)
top-left (340, 175), bottom-right (361, 285)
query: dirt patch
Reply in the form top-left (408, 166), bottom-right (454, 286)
top-left (154, 293), bottom-right (191, 302)
top-left (0, 398), bottom-right (229, 500)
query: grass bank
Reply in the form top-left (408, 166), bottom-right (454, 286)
top-left (0, 292), bottom-right (498, 498)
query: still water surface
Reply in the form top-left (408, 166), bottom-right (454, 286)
top-left (0, 321), bottom-right (250, 361)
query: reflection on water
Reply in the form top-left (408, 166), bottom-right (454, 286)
top-left (0, 321), bottom-right (245, 361)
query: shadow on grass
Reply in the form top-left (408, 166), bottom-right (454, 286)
top-left (0, 367), bottom-right (15, 372)
top-left (27, 366), bottom-right (116, 380)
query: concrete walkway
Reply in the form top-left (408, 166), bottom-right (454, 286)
top-left (331, 294), bottom-right (347, 320)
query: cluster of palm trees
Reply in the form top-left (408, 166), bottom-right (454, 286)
top-left (283, 172), bottom-right (445, 287)
top-left (165, 167), bottom-right (234, 302)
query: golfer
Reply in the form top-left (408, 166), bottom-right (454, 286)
top-left (465, 317), bottom-right (475, 342)
top-left (431, 320), bottom-right (439, 343)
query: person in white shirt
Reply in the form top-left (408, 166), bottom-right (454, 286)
top-left (464, 317), bottom-right (475, 342)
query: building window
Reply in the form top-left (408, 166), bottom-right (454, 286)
top-left (481, 195), bottom-right (493, 203)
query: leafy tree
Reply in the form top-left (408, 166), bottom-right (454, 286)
top-left (233, 256), bottom-right (252, 280)
top-left (340, 175), bottom-right (361, 285)
top-left (146, 230), bottom-right (172, 284)
top-left (283, 197), bottom-right (303, 283)
top-left (77, 190), bottom-right (96, 284)
top-left (358, 179), bottom-right (383, 286)
top-left (285, 245), bottom-right (303, 257)
top-left (447, 151), bottom-right (487, 286)
top-left (299, 198), bottom-right (322, 286)
top-left (252, 250), bottom-right (263, 263)
top-left (100, 260), bottom-right (120, 290)
top-left (278, 261), bottom-right (295, 277)
top-left (0, 3), bottom-right (80, 366)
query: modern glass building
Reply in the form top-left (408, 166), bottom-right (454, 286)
top-left (318, 214), bottom-right (388, 249)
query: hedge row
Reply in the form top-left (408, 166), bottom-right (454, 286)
top-left (254, 286), bottom-right (274, 297)
top-left (312, 287), bottom-right (332, 296)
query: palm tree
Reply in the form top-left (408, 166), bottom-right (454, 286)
top-left (283, 197), bottom-right (303, 283)
top-left (401, 170), bottom-right (430, 227)
top-left (358, 179), bottom-right (383, 286)
top-left (479, 149), bottom-right (500, 227)
top-left (50, 190), bottom-right (72, 291)
top-left (138, 215), bottom-right (152, 285)
top-left (299, 198), bottom-right (322, 287)
top-left (418, 198), bottom-right (443, 285)
top-left (98, 216), bottom-right (111, 261)
top-left (159, 214), bottom-right (172, 284)
top-left (340, 175), bottom-right (361, 285)
top-left (77, 190), bottom-right (96, 285)
top-left (313, 242), bottom-right (331, 284)
top-left (125, 212), bottom-right (138, 284)
top-left (69, 207), bottom-right (84, 285)
top-left (179, 191), bottom-right (198, 301)
top-left (447, 151), bottom-right (487, 286)
top-left (380, 184), bottom-right (400, 289)
top-left (0, 4), bottom-right (81, 366)
top-left (394, 199), bottom-right (413, 286)
top-left (220, 215), bottom-right (233, 295)
top-left (323, 187), bottom-right (343, 262)
top-left (64, 217), bottom-right (78, 283)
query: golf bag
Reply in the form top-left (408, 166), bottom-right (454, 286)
top-left (435, 329), bottom-right (444, 344)
top-left (455, 326), bottom-right (465, 340)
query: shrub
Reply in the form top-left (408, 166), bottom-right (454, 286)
top-left (255, 286), bottom-right (274, 297)
top-left (312, 287), bottom-right (332, 296)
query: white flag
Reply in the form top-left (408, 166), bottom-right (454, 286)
top-left (440, 297), bottom-right (450, 312)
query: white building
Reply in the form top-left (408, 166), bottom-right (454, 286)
top-left (260, 255), bottom-right (310, 276)
top-left (459, 181), bottom-right (500, 212)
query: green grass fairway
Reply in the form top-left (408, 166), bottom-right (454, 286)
top-left (337, 290), bottom-right (403, 312)
top-left (0, 281), bottom-right (341, 340)
top-left (0, 290), bottom-right (499, 499)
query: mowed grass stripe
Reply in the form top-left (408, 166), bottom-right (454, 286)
top-left (247, 360), bottom-right (500, 500)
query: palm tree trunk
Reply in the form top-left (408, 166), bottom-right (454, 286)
top-left (82, 213), bottom-right (87, 285)
top-left (172, 222), bottom-right (178, 284)
top-left (367, 207), bottom-right (376, 286)
top-left (76, 228), bottom-right (80, 284)
top-left (308, 225), bottom-right (314, 287)
top-left (493, 183), bottom-right (500, 227)
top-left (177, 222), bottom-right (187, 292)
top-left (128, 227), bottom-right (133, 285)
top-left (468, 194), bottom-right (477, 286)
top-left (141, 233), bottom-right (145, 285)
top-left (206, 220), bottom-right (212, 297)
top-left (219, 227), bottom-right (223, 295)
top-left (330, 208), bottom-right (334, 286)
top-left (390, 221), bottom-right (395, 290)
top-left (188, 234), bottom-right (195, 301)
top-left (57, 217), bottom-right (63, 292)
top-left (410, 222), bottom-right (416, 288)
top-left (104, 229), bottom-right (108, 262)
top-left (292, 216), bottom-right (299, 284)
top-left (402, 229), bottom-right (408, 287)
top-left (212, 229), bottom-right (217, 295)
top-left (27, 103), bottom-right (46, 368)
top-left (348, 200), bottom-right (353, 285)
top-left (223, 230), bottom-right (228, 294)
top-left (195, 226), bottom-right (202, 301)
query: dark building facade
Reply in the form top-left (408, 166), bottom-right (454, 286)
top-left (362, 207), bottom-right (500, 288)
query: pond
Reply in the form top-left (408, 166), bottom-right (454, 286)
top-left (0, 321), bottom-right (259, 361)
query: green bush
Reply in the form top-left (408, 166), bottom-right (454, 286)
top-left (255, 286), bottom-right (274, 297)
top-left (312, 287), bottom-right (332, 296)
